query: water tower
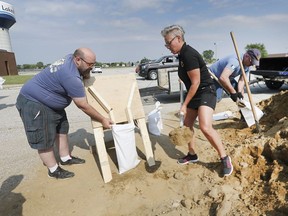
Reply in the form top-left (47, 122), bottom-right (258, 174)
top-left (0, 1), bottom-right (17, 76)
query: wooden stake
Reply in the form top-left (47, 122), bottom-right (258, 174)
top-left (126, 82), bottom-right (136, 123)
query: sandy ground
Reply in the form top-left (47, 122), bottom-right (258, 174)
top-left (0, 68), bottom-right (287, 216)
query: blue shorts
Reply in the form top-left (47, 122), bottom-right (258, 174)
top-left (16, 94), bottom-right (69, 150)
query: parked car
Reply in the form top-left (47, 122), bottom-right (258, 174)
top-left (135, 59), bottom-right (155, 74)
top-left (136, 55), bottom-right (178, 80)
top-left (91, 66), bottom-right (102, 73)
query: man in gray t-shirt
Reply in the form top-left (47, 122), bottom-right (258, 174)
top-left (209, 49), bottom-right (261, 102)
top-left (16, 48), bottom-right (113, 179)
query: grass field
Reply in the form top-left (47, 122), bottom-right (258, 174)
top-left (2, 75), bottom-right (34, 85)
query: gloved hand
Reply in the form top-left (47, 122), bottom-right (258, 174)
top-left (237, 92), bottom-right (243, 100)
top-left (230, 92), bottom-right (243, 102)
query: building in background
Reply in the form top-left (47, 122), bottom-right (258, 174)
top-left (0, 1), bottom-right (17, 76)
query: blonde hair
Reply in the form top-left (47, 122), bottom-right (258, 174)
top-left (161, 24), bottom-right (185, 41)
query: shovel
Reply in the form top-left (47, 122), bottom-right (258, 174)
top-left (230, 31), bottom-right (261, 132)
top-left (237, 100), bottom-right (264, 127)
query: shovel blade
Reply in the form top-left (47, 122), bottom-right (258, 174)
top-left (239, 100), bottom-right (263, 127)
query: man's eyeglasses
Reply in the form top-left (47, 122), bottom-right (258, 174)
top-left (80, 57), bottom-right (95, 68)
top-left (247, 55), bottom-right (253, 66)
top-left (165, 36), bottom-right (177, 47)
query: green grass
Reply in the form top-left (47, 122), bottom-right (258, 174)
top-left (3, 75), bottom-right (35, 85)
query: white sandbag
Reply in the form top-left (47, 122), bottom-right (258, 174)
top-left (212, 111), bottom-right (234, 121)
top-left (196, 111), bottom-right (233, 121)
top-left (147, 101), bottom-right (163, 136)
top-left (239, 100), bottom-right (264, 127)
top-left (0, 77), bottom-right (5, 90)
top-left (112, 123), bottom-right (140, 174)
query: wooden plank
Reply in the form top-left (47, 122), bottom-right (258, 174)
top-left (93, 128), bottom-right (112, 183)
top-left (88, 86), bottom-right (112, 113)
top-left (137, 118), bottom-right (155, 166)
top-left (84, 73), bottom-right (145, 127)
top-left (125, 81), bottom-right (136, 123)
top-left (88, 86), bottom-right (116, 122)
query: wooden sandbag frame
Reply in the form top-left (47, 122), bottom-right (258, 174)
top-left (86, 78), bottom-right (155, 183)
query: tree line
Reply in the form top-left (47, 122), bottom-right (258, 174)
top-left (139, 43), bottom-right (268, 65)
top-left (17, 61), bottom-right (135, 70)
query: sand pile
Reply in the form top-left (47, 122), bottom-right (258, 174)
top-left (258, 90), bottom-right (288, 129)
top-left (169, 126), bottom-right (193, 146)
top-left (169, 90), bottom-right (288, 214)
top-left (219, 90), bottom-right (288, 214)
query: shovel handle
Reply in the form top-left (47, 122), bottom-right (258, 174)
top-left (230, 31), bottom-right (260, 132)
top-left (207, 68), bottom-right (230, 96)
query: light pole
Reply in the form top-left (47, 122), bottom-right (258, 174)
top-left (214, 41), bottom-right (223, 60)
top-left (214, 42), bottom-right (217, 60)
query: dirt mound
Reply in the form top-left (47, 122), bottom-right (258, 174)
top-left (219, 90), bottom-right (288, 215)
top-left (258, 90), bottom-right (288, 127)
top-left (169, 126), bottom-right (193, 146)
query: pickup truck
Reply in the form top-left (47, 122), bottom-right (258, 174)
top-left (136, 55), bottom-right (179, 80)
top-left (250, 55), bottom-right (288, 89)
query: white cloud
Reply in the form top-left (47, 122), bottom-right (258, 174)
top-left (24, 1), bottom-right (94, 17)
top-left (122, 0), bottom-right (177, 11)
top-left (106, 17), bottom-right (147, 29)
top-left (195, 13), bottom-right (288, 30)
top-left (209, 0), bottom-right (244, 8)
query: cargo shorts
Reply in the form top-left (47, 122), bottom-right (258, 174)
top-left (16, 94), bottom-right (69, 150)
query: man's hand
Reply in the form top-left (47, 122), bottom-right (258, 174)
top-left (101, 118), bottom-right (114, 129)
top-left (237, 92), bottom-right (243, 100)
top-left (230, 92), bottom-right (243, 102)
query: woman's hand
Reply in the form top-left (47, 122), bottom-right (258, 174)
top-left (180, 104), bottom-right (187, 116)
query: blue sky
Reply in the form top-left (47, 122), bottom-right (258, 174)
top-left (4, 0), bottom-right (288, 65)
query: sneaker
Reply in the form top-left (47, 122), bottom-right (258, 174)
top-left (60, 156), bottom-right (85, 166)
top-left (177, 153), bottom-right (199, 165)
top-left (48, 166), bottom-right (74, 179)
top-left (221, 156), bottom-right (233, 177)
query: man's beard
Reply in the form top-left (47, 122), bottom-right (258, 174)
top-left (81, 69), bottom-right (91, 79)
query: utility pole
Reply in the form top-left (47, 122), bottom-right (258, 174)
top-left (214, 42), bottom-right (218, 60)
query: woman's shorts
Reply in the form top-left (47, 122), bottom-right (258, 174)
top-left (186, 85), bottom-right (217, 110)
top-left (16, 94), bottom-right (69, 150)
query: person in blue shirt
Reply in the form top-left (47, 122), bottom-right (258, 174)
top-left (16, 48), bottom-right (113, 179)
top-left (161, 24), bottom-right (233, 177)
top-left (209, 49), bottom-right (261, 102)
